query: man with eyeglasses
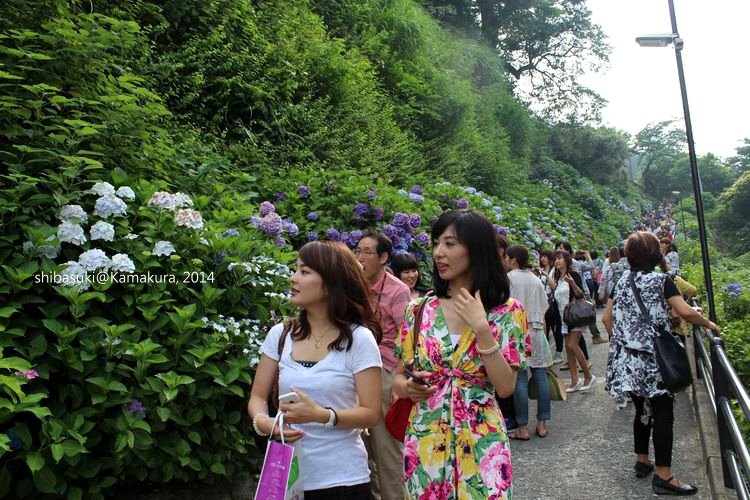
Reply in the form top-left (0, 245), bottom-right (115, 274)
top-left (355, 230), bottom-right (411, 500)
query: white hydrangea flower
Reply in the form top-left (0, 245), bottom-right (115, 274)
top-left (22, 241), bottom-right (34, 254)
top-left (110, 253), bottom-right (136, 273)
top-left (147, 191), bottom-right (193, 211)
top-left (93, 195), bottom-right (128, 218)
top-left (90, 221), bottom-right (115, 241)
top-left (37, 245), bottom-right (60, 259)
top-left (124, 233), bottom-right (138, 240)
top-left (115, 186), bottom-right (136, 201)
top-left (174, 208), bottom-right (204, 230)
top-left (58, 205), bottom-right (89, 225)
top-left (57, 221), bottom-right (87, 246)
top-left (172, 192), bottom-right (193, 208)
top-left (91, 182), bottom-right (116, 197)
top-left (199, 237), bottom-right (209, 245)
top-left (78, 249), bottom-right (111, 272)
top-left (152, 241), bottom-right (176, 257)
top-left (60, 261), bottom-right (90, 291)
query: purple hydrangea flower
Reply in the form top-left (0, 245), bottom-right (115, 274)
top-left (415, 232), bottom-right (430, 247)
top-left (126, 400), bottom-right (147, 418)
top-left (382, 224), bottom-right (399, 239)
top-left (297, 185), bottom-right (311, 198)
top-left (282, 220), bottom-right (299, 237)
top-left (409, 214), bottom-right (421, 228)
top-left (352, 203), bottom-right (370, 218)
top-left (275, 192), bottom-right (287, 201)
top-left (409, 193), bottom-right (425, 204)
top-left (391, 235), bottom-right (402, 248)
top-left (455, 198), bottom-right (469, 209)
top-left (349, 230), bottom-right (363, 246)
top-left (306, 231), bottom-right (319, 241)
top-left (307, 212), bottom-right (319, 221)
top-left (372, 207), bottom-right (384, 221)
top-left (340, 232), bottom-right (351, 246)
top-left (493, 225), bottom-right (509, 236)
top-left (221, 229), bottom-right (240, 238)
top-left (15, 369), bottom-right (39, 380)
top-left (392, 212), bottom-right (409, 228)
top-left (259, 201), bottom-right (276, 217)
top-left (325, 228), bottom-right (341, 241)
top-left (274, 236), bottom-right (286, 248)
top-left (410, 185), bottom-right (422, 195)
top-left (366, 189), bottom-right (377, 200)
top-left (259, 213), bottom-right (283, 236)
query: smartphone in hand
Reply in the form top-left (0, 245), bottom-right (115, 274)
top-left (278, 392), bottom-right (301, 405)
top-left (403, 368), bottom-right (430, 386)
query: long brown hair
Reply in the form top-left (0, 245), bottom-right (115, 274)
top-left (286, 241), bottom-right (382, 350)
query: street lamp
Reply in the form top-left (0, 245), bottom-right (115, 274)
top-left (636, 0), bottom-right (716, 324)
top-left (671, 190), bottom-right (687, 241)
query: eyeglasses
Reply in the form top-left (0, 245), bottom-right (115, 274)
top-left (353, 248), bottom-right (378, 257)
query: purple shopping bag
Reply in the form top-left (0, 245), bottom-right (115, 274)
top-left (255, 413), bottom-right (303, 500)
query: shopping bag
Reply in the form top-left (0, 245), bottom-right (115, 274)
top-left (528, 368), bottom-right (567, 402)
top-left (255, 413), bottom-right (304, 500)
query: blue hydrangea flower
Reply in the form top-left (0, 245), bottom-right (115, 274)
top-left (275, 192), bottom-right (287, 201)
top-left (372, 207), bottom-right (384, 221)
top-left (464, 187), bottom-right (476, 194)
top-left (274, 236), bottom-right (286, 248)
top-left (127, 399), bottom-right (147, 418)
top-left (397, 189), bottom-right (408, 196)
top-left (366, 189), bottom-right (377, 199)
top-left (221, 229), bottom-right (240, 238)
top-left (410, 185), bottom-right (422, 195)
top-left (325, 228), bottom-right (341, 241)
top-left (213, 252), bottom-right (227, 267)
top-left (297, 185), bottom-right (310, 198)
top-left (382, 224), bottom-right (399, 239)
top-left (455, 198), bottom-right (469, 209)
top-left (350, 229), bottom-right (363, 245)
top-left (409, 193), bottom-right (425, 204)
top-left (282, 220), bottom-right (299, 237)
top-left (307, 212), bottom-right (319, 221)
top-left (306, 231), bottom-right (319, 241)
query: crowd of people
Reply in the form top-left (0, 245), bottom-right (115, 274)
top-left (247, 203), bottom-right (719, 499)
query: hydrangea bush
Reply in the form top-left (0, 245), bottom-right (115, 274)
top-left (2, 175), bottom-right (294, 498)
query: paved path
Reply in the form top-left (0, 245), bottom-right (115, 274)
top-left (511, 310), bottom-right (709, 499)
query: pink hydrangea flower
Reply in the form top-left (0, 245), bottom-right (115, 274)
top-left (15, 369), bottom-right (39, 380)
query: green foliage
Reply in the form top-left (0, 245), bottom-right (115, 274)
top-left (713, 170), bottom-right (750, 256)
top-left (547, 124), bottom-right (631, 185)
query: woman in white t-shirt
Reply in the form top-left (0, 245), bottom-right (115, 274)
top-left (248, 241), bottom-right (383, 498)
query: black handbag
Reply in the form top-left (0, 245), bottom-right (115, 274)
top-left (629, 274), bottom-right (692, 393)
top-left (563, 298), bottom-right (595, 328)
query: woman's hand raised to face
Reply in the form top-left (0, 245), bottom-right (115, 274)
top-left (454, 289), bottom-right (490, 336)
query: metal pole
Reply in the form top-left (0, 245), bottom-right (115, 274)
top-left (667, 0), bottom-right (716, 322)
top-left (711, 336), bottom-right (735, 489)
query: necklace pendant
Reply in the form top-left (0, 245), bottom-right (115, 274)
top-left (315, 339), bottom-right (321, 349)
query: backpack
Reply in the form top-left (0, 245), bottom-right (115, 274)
top-left (607, 260), bottom-right (629, 297)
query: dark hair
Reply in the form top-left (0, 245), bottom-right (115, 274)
top-left (626, 231), bottom-right (663, 273)
top-left (506, 245), bottom-right (531, 269)
top-left (574, 250), bottom-right (586, 261)
top-left (496, 234), bottom-right (509, 252)
top-left (390, 253), bottom-right (421, 288)
top-left (556, 240), bottom-right (573, 253)
top-left (539, 249), bottom-right (555, 268)
top-left (608, 246), bottom-right (620, 263)
top-left (359, 230), bottom-right (392, 259)
top-left (553, 250), bottom-right (573, 280)
top-left (590, 250), bottom-right (598, 260)
top-left (287, 241), bottom-right (382, 349)
top-left (432, 210), bottom-right (509, 309)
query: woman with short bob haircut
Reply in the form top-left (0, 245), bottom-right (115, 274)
top-left (391, 252), bottom-right (424, 300)
top-left (393, 209), bottom-right (527, 499)
top-left (603, 232), bottom-right (719, 495)
top-left (248, 241), bottom-right (383, 497)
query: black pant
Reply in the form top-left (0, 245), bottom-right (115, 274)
top-left (305, 482), bottom-right (372, 499)
top-left (545, 304), bottom-right (563, 353)
top-left (630, 393), bottom-right (674, 467)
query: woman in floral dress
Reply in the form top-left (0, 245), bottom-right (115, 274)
top-left (393, 209), bottom-right (527, 499)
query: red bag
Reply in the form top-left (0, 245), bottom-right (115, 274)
top-left (384, 293), bottom-right (432, 441)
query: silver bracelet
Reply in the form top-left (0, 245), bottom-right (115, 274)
top-left (252, 412), bottom-right (270, 436)
top-left (477, 342), bottom-right (500, 356)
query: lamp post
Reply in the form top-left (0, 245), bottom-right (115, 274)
top-left (636, 0), bottom-right (716, 324)
top-left (671, 190), bottom-right (687, 241)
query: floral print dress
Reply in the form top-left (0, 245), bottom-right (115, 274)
top-left (396, 296), bottom-right (528, 499)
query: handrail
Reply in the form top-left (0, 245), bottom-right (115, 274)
top-left (691, 320), bottom-right (750, 498)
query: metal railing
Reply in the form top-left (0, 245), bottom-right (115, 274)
top-left (692, 321), bottom-right (750, 499)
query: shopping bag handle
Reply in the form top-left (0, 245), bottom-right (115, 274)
top-left (269, 412), bottom-right (287, 445)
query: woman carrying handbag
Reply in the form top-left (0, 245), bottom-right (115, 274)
top-left (603, 231), bottom-right (719, 496)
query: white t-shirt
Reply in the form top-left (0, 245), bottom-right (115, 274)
top-left (260, 323), bottom-right (382, 491)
